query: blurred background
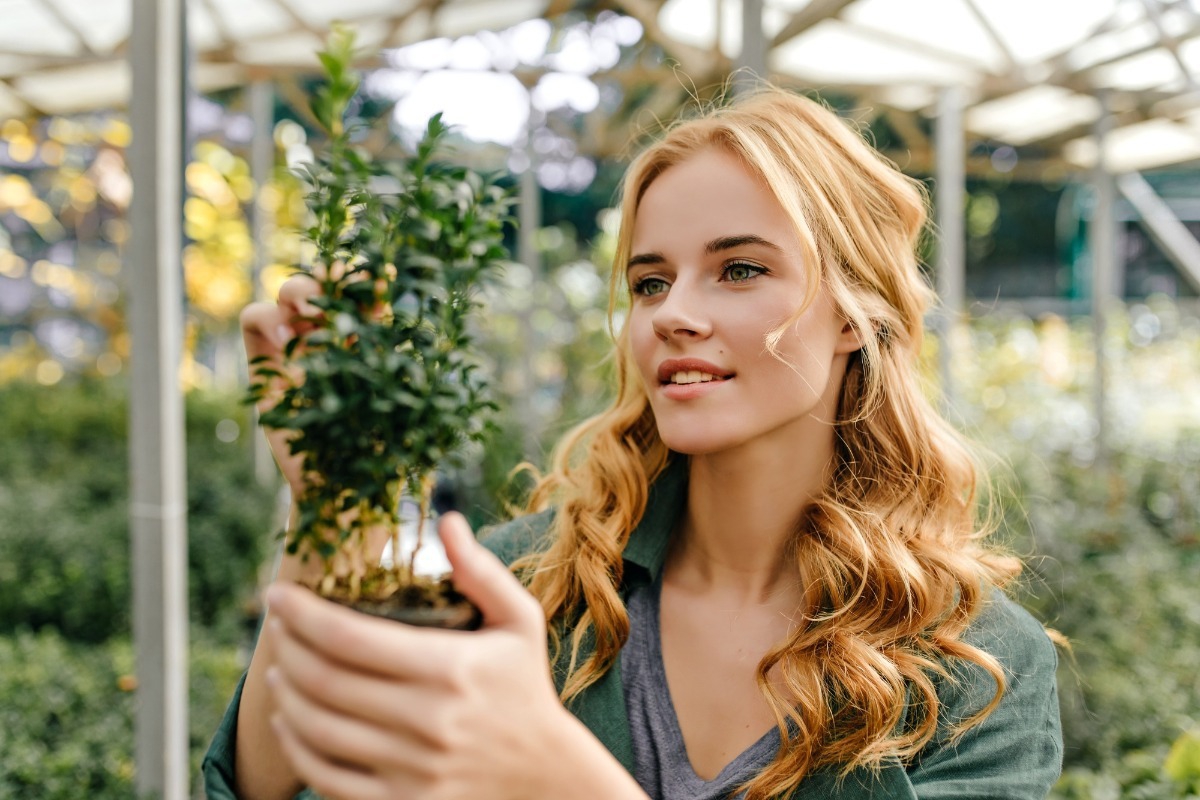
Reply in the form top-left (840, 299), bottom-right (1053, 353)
top-left (2, 0), bottom-right (1200, 797)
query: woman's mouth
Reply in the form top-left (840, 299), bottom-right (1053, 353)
top-left (657, 359), bottom-right (734, 385)
top-left (666, 370), bottom-right (728, 385)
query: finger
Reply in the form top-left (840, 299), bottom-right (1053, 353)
top-left (277, 272), bottom-right (323, 322)
top-left (268, 665), bottom-right (404, 766)
top-left (271, 714), bottom-right (389, 800)
top-left (241, 302), bottom-right (292, 359)
top-left (266, 583), bottom-right (458, 681)
top-left (439, 512), bottom-right (544, 635)
top-left (268, 619), bottom-right (442, 739)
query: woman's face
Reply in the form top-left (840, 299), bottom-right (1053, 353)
top-left (627, 147), bottom-right (859, 458)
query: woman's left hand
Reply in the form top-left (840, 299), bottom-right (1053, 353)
top-left (263, 512), bottom-right (566, 800)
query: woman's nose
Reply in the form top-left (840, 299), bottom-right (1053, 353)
top-left (651, 282), bottom-right (712, 341)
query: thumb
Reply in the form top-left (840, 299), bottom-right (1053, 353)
top-left (438, 512), bottom-right (543, 635)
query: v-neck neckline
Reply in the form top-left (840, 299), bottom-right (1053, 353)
top-left (647, 576), bottom-right (781, 790)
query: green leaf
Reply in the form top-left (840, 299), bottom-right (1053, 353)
top-left (1165, 730), bottom-right (1200, 783)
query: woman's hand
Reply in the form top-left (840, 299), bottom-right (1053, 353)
top-left (240, 272), bottom-right (323, 494)
top-left (263, 513), bottom-right (641, 800)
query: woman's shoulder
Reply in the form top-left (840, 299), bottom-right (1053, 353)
top-left (961, 587), bottom-right (1058, 673)
top-left (902, 588), bottom-right (1063, 796)
top-left (477, 508), bottom-right (557, 567)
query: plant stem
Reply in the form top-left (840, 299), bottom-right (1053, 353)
top-left (390, 484), bottom-right (403, 582)
top-left (408, 472), bottom-right (437, 578)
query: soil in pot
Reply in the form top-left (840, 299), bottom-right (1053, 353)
top-left (322, 568), bottom-right (482, 631)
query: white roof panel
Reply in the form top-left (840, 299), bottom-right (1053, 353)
top-left (1065, 115), bottom-right (1200, 172)
top-left (2, 0), bottom-right (1200, 169)
top-left (841, 0), bottom-right (1005, 73)
top-left (773, 19), bottom-right (980, 87)
top-left (967, 86), bottom-right (1101, 146)
top-left (0, 0), bottom-right (79, 57)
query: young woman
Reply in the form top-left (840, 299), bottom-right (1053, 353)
top-left (205, 87), bottom-right (1062, 800)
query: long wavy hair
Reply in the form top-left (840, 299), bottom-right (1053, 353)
top-left (516, 86), bottom-right (1022, 799)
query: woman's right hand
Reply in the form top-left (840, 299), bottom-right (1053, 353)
top-left (240, 272), bottom-right (324, 496)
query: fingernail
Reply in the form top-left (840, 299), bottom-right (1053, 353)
top-left (275, 325), bottom-right (291, 348)
top-left (265, 666), bottom-right (280, 687)
top-left (266, 584), bottom-right (284, 607)
top-left (270, 713), bottom-right (283, 733)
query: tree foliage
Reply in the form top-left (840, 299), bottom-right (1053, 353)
top-left (249, 26), bottom-right (513, 593)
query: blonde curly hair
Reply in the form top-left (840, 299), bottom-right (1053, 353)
top-left (516, 86), bottom-right (1021, 799)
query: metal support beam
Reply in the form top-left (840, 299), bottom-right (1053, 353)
top-left (1090, 93), bottom-right (1118, 463)
top-left (935, 86), bottom-right (966, 409)
top-left (518, 104), bottom-right (542, 457)
top-left (737, 0), bottom-right (767, 92)
top-left (128, 0), bottom-right (189, 798)
top-left (1117, 171), bottom-right (1200, 294)
top-left (249, 78), bottom-right (278, 485)
top-left (1138, 0), bottom-right (1200, 92)
top-left (771, 0), bottom-right (856, 48)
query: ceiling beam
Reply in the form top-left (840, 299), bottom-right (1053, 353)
top-left (839, 19), bottom-right (1002, 76)
top-left (771, 0), bottom-right (857, 49)
top-left (1138, 0), bottom-right (1200, 92)
top-left (196, 0), bottom-right (236, 49)
top-left (35, 0), bottom-right (99, 57)
top-left (611, 0), bottom-right (724, 77)
top-left (270, 0), bottom-right (325, 39)
top-left (962, 0), bottom-right (1017, 73)
top-left (0, 76), bottom-right (40, 116)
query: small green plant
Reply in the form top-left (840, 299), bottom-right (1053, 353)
top-left (249, 26), bottom-right (511, 617)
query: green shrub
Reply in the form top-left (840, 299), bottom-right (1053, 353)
top-left (1004, 439), bottom-right (1200, 795)
top-left (0, 378), bottom-right (276, 641)
top-left (948, 306), bottom-right (1200, 794)
top-left (0, 628), bottom-right (244, 799)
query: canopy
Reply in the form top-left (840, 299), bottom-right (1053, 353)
top-left (647, 0), bottom-right (1200, 172)
top-left (4, 0), bottom-right (1200, 171)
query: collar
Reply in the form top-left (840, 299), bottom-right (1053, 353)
top-left (621, 454), bottom-right (688, 581)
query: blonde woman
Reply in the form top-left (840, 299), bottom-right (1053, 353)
top-left (205, 87), bottom-right (1062, 800)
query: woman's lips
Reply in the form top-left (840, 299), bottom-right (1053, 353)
top-left (656, 358), bottom-right (734, 384)
top-left (654, 358), bottom-right (734, 400)
top-left (658, 374), bottom-right (732, 400)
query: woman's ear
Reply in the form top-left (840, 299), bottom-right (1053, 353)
top-left (835, 319), bottom-right (866, 355)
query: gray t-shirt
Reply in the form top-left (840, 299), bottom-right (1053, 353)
top-left (622, 578), bottom-right (780, 800)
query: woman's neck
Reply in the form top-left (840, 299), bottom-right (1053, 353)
top-left (668, 428), bottom-right (835, 603)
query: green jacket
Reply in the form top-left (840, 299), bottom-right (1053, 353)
top-left (203, 458), bottom-right (1062, 799)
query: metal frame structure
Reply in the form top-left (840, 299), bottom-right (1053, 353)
top-left (126, 2), bottom-right (189, 796)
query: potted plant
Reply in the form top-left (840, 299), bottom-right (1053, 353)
top-left (248, 26), bottom-right (512, 629)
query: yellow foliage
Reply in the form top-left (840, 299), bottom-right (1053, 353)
top-left (0, 174), bottom-right (34, 209)
top-left (184, 245), bottom-right (251, 321)
top-left (101, 119), bottom-right (131, 148)
top-left (1, 119), bottom-right (28, 139)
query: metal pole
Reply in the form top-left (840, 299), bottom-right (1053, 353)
top-left (128, 0), bottom-right (189, 797)
top-left (1090, 92), bottom-right (1117, 463)
top-left (1117, 171), bottom-right (1200, 293)
top-left (518, 102), bottom-right (542, 457)
top-left (935, 86), bottom-right (966, 410)
top-left (249, 78), bottom-right (278, 486)
top-left (737, 0), bottom-right (767, 93)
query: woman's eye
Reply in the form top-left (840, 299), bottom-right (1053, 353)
top-left (723, 262), bottom-right (765, 283)
top-left (633, 277), bottom-right (669, 297)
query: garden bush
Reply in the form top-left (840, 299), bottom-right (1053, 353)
top-left (945, 304), bottom-right (1200, 797)
top-left (0, 627), bottom-right (244, 799)
top-left (0, 378), bottom-right (276, 641)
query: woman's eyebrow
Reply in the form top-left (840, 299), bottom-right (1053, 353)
top-left (627, 234), bottom-right (781, 271)
top-left (627, 252), bottom-right (664, 270)
top-left (706, 234), bottom-right (782, 254)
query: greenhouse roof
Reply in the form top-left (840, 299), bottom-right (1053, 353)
top-left (2, 0), bottom-right (1199, 169)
